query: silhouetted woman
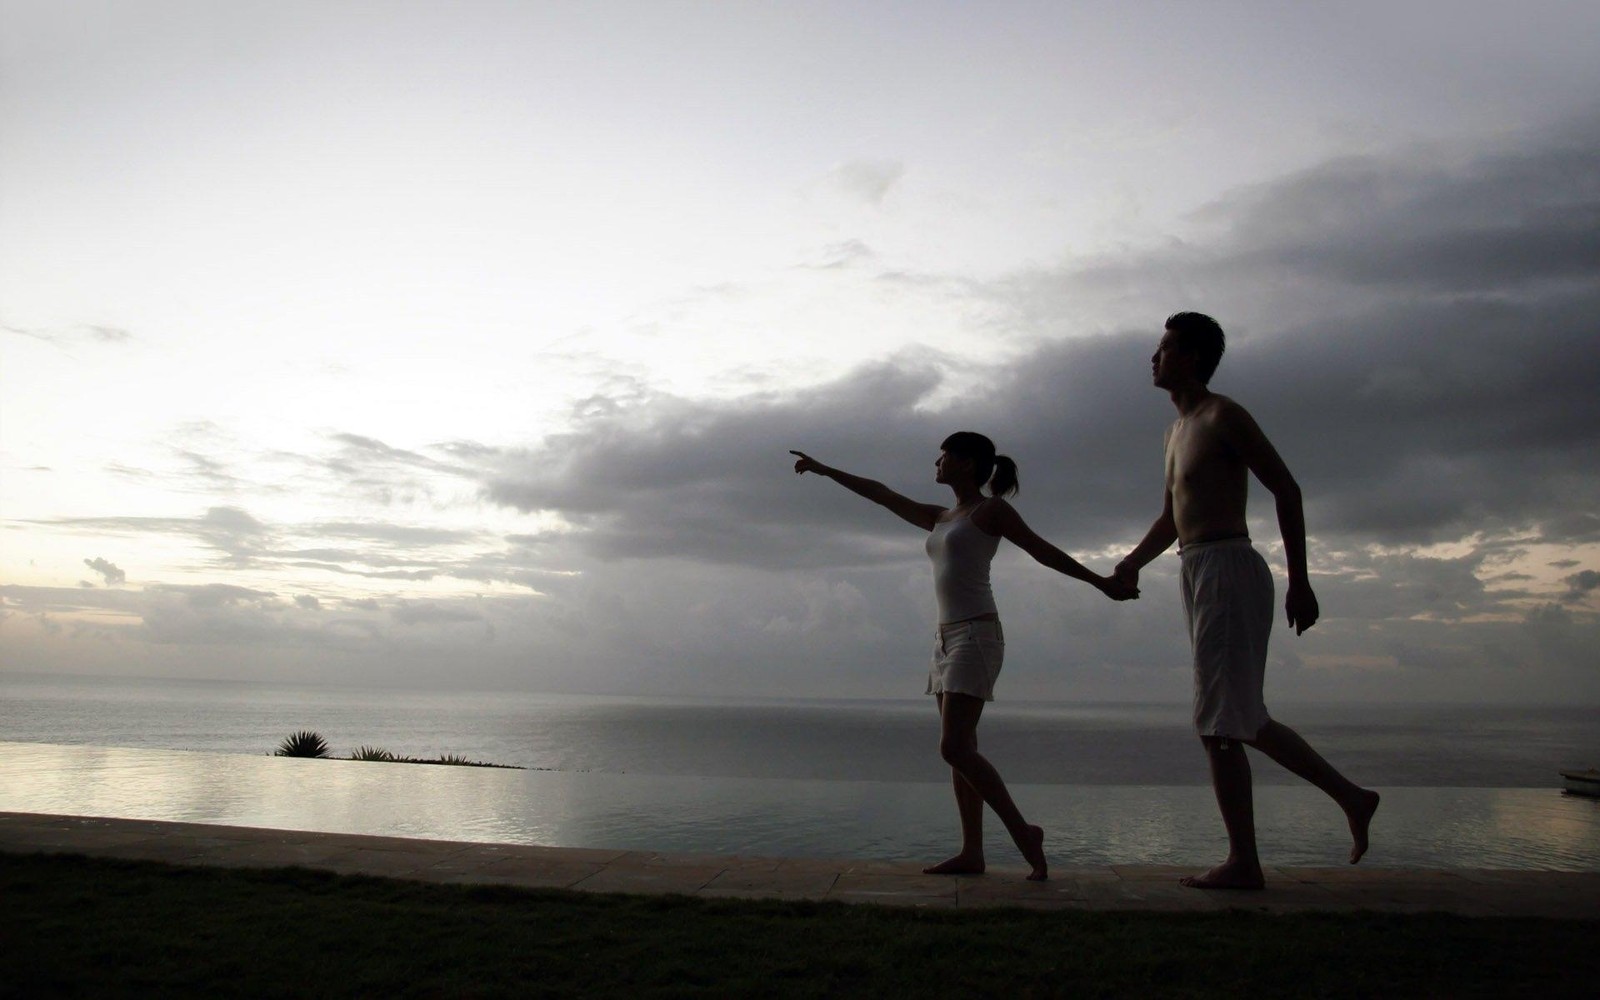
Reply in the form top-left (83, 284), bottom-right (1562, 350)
top-left (791, 432), bottom-right (1135, 880)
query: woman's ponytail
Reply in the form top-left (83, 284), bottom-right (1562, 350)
top-left (988, 454), bottom-right (1019, 498)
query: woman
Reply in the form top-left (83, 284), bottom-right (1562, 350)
top-left (791, 432), bottom-right (1136, 881)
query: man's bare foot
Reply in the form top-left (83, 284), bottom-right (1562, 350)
top-left (923, 853), bottom-right (985, 875)
top-left (1179, 859), bottom-right (1265, 890)
top-left (1346, 788), bottom-right (1380, 864)
top-left (1021, 824), bottom-right (1048, 882)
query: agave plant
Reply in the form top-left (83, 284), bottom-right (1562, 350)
top-left (274, 730), bottom-right (331, 758)
top-left (435, 753), bottom-right (473, 766)
top-left (350, 745), bottom-right (395, 761)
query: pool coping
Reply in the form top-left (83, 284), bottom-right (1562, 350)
top-left (3, 811), bottom-right (1597, 917)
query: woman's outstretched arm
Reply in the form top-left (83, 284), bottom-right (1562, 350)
top-left (791, 450), bottom-right (944, 531)
top-left (978, 499), bottom-right (1139, 601)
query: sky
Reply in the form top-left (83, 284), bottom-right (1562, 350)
top-left (3, 1), bottom-right (1599, 704)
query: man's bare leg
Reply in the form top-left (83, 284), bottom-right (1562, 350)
top-left (929, 692), bottom-right (1048, 880)
top-left (1247, 719), bottom-right (1381, 863)
top-left (1182, 736), bottom-right (1265, 890)
top-left (924, 695), bottom-right (989, 874)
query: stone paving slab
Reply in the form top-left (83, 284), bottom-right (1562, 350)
top-left (3, 811), bottom-right (1597, 918)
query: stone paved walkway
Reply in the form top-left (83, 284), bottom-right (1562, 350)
top-left (4, 812), bottom-right (1597, 917)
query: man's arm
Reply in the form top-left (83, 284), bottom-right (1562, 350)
top-left (790, 451), bottom-right (944, 531)
top-left (1215, 403), bottom-right (1320, 634)
top-left (1113, 489), bottom-right (1178, 587)
top-left (1114, 425), bottom-right (1179, 587)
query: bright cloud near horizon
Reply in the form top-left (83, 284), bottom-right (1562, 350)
top-left (4, 1), bottom-right (1599, 703)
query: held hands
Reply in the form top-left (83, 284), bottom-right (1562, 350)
top-left (1111, 560), bottom-right (1140, 597)
top-left (1097, 572), bottom-right (1139, 602)
top-left (1286, 581), bottom-right (1320, 635)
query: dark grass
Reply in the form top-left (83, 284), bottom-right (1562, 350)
top-left (3, 852), bottom-right (1596, 999)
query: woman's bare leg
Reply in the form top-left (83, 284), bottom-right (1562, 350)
top-left (930, 692), bottom-right (1047, 880)
top-left (924, 694), bottom-right (988, 874)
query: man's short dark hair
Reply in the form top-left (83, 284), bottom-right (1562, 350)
top-left (1165, 311), bottom-right (1225, 384)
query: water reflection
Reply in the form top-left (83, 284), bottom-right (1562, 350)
top-left (2, 742), bottom-right (1596, 870)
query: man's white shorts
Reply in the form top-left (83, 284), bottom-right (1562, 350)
top-left (1180, 538), bottom-right (1274, 740)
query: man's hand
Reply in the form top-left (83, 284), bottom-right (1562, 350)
top-left (1099, 573), bottom-right (1140, 601)
top-left (1286, 581), bottom-right (1319, 635)
top-left (1112, 560), bottom-right (1140, 593)
top-left (790, 450), bottom-right (826, 476)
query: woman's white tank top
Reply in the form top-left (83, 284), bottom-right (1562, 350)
top-left (925, 506), bottom-right (1001, 624)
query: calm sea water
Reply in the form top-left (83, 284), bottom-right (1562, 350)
top-left (3, 673), bottom-right (1595, 786)
top-left (3, 674), bottom-right (1597, 870)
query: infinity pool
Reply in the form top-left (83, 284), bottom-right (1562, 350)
top-left (3, 742), bottom-right (1596, 870)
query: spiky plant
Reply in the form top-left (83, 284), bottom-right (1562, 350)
top-left (350, 746), bottom-right (395, 761)
top-left (436, 753), bottom-right (473, 766)
top-left (274, 730), bottom-right (331, 758)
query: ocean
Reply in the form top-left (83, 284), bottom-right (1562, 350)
top-left (3, 673), bottom-right (1597, 870)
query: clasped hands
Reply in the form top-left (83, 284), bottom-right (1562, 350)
top-left (1100, 566), bottom-right (1139, 602)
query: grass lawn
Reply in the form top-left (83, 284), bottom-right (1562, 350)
top-left (3, 852), bottom-right (1595, 998)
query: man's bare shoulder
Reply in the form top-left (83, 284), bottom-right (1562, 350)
top-left (1201, 392), bottom-right (1245, 416)
top-left (1198, 393), bottom-right (1257, 430)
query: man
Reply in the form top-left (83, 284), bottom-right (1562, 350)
top-left (1114, 312), bottom-right (1379, 890)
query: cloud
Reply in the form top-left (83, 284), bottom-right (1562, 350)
top-left (483, 356), bottom-right (957, 569)
top-left (802, 239), bottom-right (878, 270)
top-left (148, 583), bottom-right (276, 609)
top-left (1568, 570), bottom-right (1600, 595)
top-left (42, 506), bottom-right (271, 568)
top-left (445, 113), bottom-right (1600, 701)
top-left (823, 159), bottom-right (905, 205)
top-left (294, 594), bottom-right (322, 611)
top-left (1204, 139), bottom-right (1600, 295)
top-left (10, 114), bottom-right (1598, 702)
top-left (83, 557), bottom-right (125, 585)
top-left (31, 501), bottom-right (561, 590)
top-left (473, 291), bottom-right (1599, 567)
top-left (390, 601), bottom-right (482, 626)
top-left (1, 323), bottom-right (134, 348)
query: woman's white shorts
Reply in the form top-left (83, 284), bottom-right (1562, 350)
top-left (926, 620), bottom-right (1005, 702)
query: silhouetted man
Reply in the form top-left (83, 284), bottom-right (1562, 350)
top-left (1114, 312), bottom-right (1379, 889)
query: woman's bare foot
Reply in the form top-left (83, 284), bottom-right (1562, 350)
top-left (923, 853), bottom-right (985, 875)
top-left (1346, 788), bottom-right (1380, 864)
top-left (1021, 824), bottom-right (1048, 882)
top-left (1180, 858), bottom-right (1265, 890)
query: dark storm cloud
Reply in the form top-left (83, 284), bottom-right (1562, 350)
top-left (484, 356), bottom-right (959, 569)
top-left (1226, 293), bottom-right (1600, 544)
top-left (476, 113), bottom-right (1600, 581)
top-left (1210, 136), bottom-right (1600, 293)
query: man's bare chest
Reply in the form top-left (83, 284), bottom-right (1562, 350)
top-left (1166, 420), bottom-right (1237, 486)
